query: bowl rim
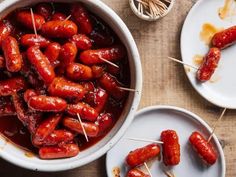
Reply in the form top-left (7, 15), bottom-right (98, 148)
top-left (0, 0), bottom-right (142, 172)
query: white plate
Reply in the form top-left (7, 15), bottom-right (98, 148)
top-left (181, 0), bottom-right (236, 109)
top-left (106, 106), bottom-right (225, 177)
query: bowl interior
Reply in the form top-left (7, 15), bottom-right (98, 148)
top-left (0, 0), bottom-right (142, 171)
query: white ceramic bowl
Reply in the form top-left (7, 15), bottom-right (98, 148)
top-left (0, 0), bottom-right (142, 172)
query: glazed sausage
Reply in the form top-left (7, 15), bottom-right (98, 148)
top-left (20, 34), bottom-right (50, 48)
top-left (23, 89), bottom-right (37, 102)
top-left (35, 3), bottom-right (53, 20)
top-left (12, 94), bottom-right (28, 126)
top-left (66, 102), bottom-right (99, 122)
top-left (63, 117), bottom-right (99, 137)
top-left (70, 34), bottom-right (92, 50)
top-left (44, 42), bottom-right (61, 64)
top-left (197, 48), bottom-right (221, 82)
top-left (60, 42), bottom-right (77, 66)
top-left (96, 113), bottom-right (113, 135)
top-left (28, 95), bottom-right (67, 112)
top-left (0, 97), bottom-right (16, 117)
top-left (51, 12), bottom-right (67, 21)
top-left (71, 3), bottom-right (92, 34)
top-left (99, 72), bottom-right (126, 100)
top-left (17, 10), bottom-right (45, 30)
top-left (39, 143), bottom-right (79, 159)
top-left (33, 114), bottom-right (62, 143)
top-left (80, 81), bottom-right (95, 93)
top-left (85, 87), bottom-right (108, 113)
top-left (212, 26), bottom-right (236, 49)
top-left (91, 65), bottom-right (105, 79)
top-left (0, 55), bottom-right (4, 69)
top-left (66, 63), bottom-right (93, 81)
top-left (189, 131), bottom-right (217, 165)
top-left (0, 77), bottom-right (26, 96)
top-left (27, 45), bottom-right (55, 84)
top-left (33, 129), bottom-right (74, 146)
top-left (0, 21), bottom-right (13, 47)
top-left (126, 169), bottom-right (150, 177)
top-left (126, 143), bottom-right (161, 168)
top-left (2, 36), bottom-right (23, 72)
top-left (48, 77), bottom-right (86, 100)
top-left (161, 130), bottom-right (180, 166)
top-left (80, 45), bottom-right (126, 65)
top-left (93, 87), bottom-right (108, 112)
top-left (41, 20), bottom-right (78, 38)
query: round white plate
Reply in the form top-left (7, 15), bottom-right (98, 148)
top-left (106, 106), bottom-right (225, 177)
top-left (181, 0), bottom-right (236, 109)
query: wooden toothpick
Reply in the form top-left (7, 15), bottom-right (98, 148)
top-left (118, 87), bottom-right (138, 92)
top-left (126, 137), bottom-right (164, 144)
top-left (168, 56), bottom-right (198, 70)
top-left (77, 113), bottom-right (89, 142)
top-left (30, 8), bottom-right (38, 38)
top-left (64, 14), bottom-right (72, 21)
top-left (144, 162), bottom-right (153, 177)
top-left (164, 170), bottom-right (175, 177)
top-left (207, 108), bottom-right (227, 143)
top-left (99, 57), bottom-right (119, 68)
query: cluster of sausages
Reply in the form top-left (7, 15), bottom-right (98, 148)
top-left (125, 130), bottom-right (217, 177)
top-left (197, 26), bottom-right (236, 81)
top-left (0, 2), bottom-right (129, 159)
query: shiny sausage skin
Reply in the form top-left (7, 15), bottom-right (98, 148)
top-left (41, 20), bottom-right (78, 38)
top-left (126, 144), bottom-right (161, 168)
top-left (33, 129), bottom-right (74, 146)
top-left (212, 26), bottom-right (236, 49)
top-left (27, 46), bottom-right (55, 84)
top-left (189, 131), bottom-right (217, 165)
top-left (0, 55), bottom-right (4, 68)
top-left (39, 143), bottom-right (79, 159)
top-left (33, 114), bottom-right (62, 143)
top-left (48, 77), bottom-right (86, 100)
top-left (28, 95), bottom-right (67, 112)
top-left (70, 34), bottom-right (92, 50)
top-left (126, 169), bottom-right (150, 177)
top-left (12, 94), bottom-right (28, 126)
top-left (80, 45), bottom-right (126, 65)
top-left (44, 42), bottom-right (61, 64)
top-left (71, 3), bottom-right (92, 34)
top-left (66, 102), bottom-right (99, 122)
top-left (0, 77), bottom-right (26, 96)
top-left (51, 12), bottom-right (67, 21)
top-left (99, 72), bottom-right (126, 100)
top-left (20, 34), bottom-right (50, 48)
top-left (17, 11), bottom-right (45, 30)
top-left (0, 21), bottom-right (13, 47)
top-left (23, 89), bottom-right (37, 102)
top-left (161, 130), bottom-right (180, 166)
top-left (96, 113), bottom-right (113, 135)
top-left (0, 97), bottom-right (16, 117)
top-left (35, 3), bottom-right (53, 20)
top-left (93, 87), bottom-right (108, 112)
top-left (85, 87), bottom-right (108, 113)
top-left (63, 117), bottom-right (99, 137)
top-left (60, 42), bottom-right (77, 66)
top-left (91, 65), bottom-right (105, 78)
top-left (197, 48), bottom-right (221, 82)
top-left (66, 63), bottom-right (93, 81)
top-left (2, 36), bottom-right (23, 72)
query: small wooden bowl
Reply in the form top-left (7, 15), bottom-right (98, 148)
top-left (129, 0), bottom-right (175, 21)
